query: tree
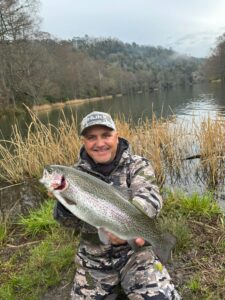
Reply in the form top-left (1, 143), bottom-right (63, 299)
top-left (0, 0), bottom-right (40, 106)
top-left (0, 0), bottom-right (39, 40)
top-left (204, 33), bottom-right (225, 82)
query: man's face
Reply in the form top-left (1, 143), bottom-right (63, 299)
top-left (81, 125), bottom-right (119, 164)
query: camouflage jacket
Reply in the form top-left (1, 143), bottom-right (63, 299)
top-left (53, 137), bottom-right (163, 242)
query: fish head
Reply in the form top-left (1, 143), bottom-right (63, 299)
top-left (39, 165), bottom-right (69, 192)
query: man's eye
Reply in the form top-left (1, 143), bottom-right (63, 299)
top-left (86, 136), bottom-right (95, 140)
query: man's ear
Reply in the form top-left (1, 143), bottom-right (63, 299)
top-left (116, 131), bottom-right (119, 143)
top-left (80, 136), bottom-right (85, 144)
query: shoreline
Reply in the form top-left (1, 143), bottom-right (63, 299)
top-left (32, 94), bottom-right (123, 113)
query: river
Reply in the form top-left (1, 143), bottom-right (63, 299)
top-left (35, 82), bottom-right (225, 128)
top-left (1, 82), bottom-right (225, 140)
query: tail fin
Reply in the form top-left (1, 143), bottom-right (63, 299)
top-left (152, 232), bottom-right (176, 264)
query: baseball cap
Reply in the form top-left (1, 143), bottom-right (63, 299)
top-left (80, 111), bottom-right (116, 135)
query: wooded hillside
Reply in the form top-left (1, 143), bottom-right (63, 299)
top-left (0, 0), bottom-right (204, 108)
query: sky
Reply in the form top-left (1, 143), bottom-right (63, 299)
top-left (39, 0), bottom-right (225, 58)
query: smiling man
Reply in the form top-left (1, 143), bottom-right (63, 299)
top-left (54, 111), bottom-right (180, 300)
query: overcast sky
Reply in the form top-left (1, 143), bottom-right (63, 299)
top-left (39, 0), bottom-right (225, 58)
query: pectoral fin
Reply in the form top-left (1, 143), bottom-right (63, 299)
top-left (98, 228), bottom-right (110, 244)
top-left (128, 240), bottom-right (139, 251)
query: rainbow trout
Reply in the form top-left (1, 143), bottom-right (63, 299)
top-left (40, 165), bottom-right (176, 263)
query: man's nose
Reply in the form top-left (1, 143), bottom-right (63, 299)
top-left (96, 137), bottom-right (105, 147)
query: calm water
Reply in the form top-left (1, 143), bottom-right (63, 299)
top-left (1, 83), bottom-right (225, 141)
top-left (39, 83), bottom-right (225, 128)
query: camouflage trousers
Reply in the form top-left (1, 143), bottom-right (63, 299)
top-left (71, 241), bottom-right (181, 300)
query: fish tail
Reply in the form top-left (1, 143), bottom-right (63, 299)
top-left (152, 233), bottom-right (176, 264)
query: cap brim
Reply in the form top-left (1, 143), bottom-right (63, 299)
top-left (80, 124), bottom-right (115, 136)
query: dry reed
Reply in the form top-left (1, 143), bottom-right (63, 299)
top-left (0, 108), bottom-right (81, 183)
top-left (117, 115), bottom-right (190, 185)
top-left (196, 116), bottom-right (225, 187)
top-left (0, 110), bottom-right (224, 188)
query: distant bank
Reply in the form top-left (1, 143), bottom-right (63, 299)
top-left (32, 94), bottom-right (123, 112)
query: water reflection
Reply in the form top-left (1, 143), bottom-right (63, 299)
top-left (1, 83), bottom-right (225, 140)
top-left (36, 83), bottom-right (225, 127)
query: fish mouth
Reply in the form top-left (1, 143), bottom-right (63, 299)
top-left (52, 176), bottom-right (68, 191)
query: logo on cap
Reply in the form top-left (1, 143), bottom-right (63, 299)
top-left (80, 111), bottom-right (116, 135)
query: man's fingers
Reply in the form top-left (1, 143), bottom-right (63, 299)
top-left (107, 232), bottom-right (127, 245)
top-left (135, 238), bottom-right (145, 246)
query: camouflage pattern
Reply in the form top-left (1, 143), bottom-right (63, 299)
top-left (54, 138), bottom-right (181, 299)
top-left (71, 243), bottom-right (180, 299)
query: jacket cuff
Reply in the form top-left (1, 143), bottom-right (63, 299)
top-left (132, 196), bottom-right (158, 218)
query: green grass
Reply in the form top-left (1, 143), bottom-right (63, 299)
top-left (160, 191), bottom-right (224, 252)
top-left (161, 191), bottom-right (225, 299)
top-left (178, 192), bottom-right (221, 218)
top-left (161, 217), bottom-right (192, 253)
top-left (18, 200), bottom-right (59, 236)
top-left (1, 232), bottom-right (75, 300)
top-left (187, 275), bottom-right (201, 293)
top-left (0, 223), bottom-right (7, 244)
top-left (0, 200), bottom-right (78, 300)
top-left (163, 190), bottom-right (221, 218)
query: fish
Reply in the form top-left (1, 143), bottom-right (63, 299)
top-left (40, 165), bottom-right (176, 263)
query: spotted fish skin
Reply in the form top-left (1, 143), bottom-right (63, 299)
top-left (40, 165), bottom-right (176, 263)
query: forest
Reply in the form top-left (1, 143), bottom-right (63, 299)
top-left (203, 33), bottom-right (225, 82)
top-left (0, 0), bottom-right (222, 109)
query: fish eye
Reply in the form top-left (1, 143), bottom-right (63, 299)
top-left (45, 166), bottom-right (53, 174)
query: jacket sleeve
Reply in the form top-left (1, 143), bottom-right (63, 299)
top-left (53, 201), bottom-right (83, 231)
top-left (129, 156), bottom-right (163, 218)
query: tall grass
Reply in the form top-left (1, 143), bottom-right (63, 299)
top-left (0, 109), bottom-right (224, 187)
top-left (196, 116), bottom-right (225, 187)
top-left (115, 114), bottom-right (190, 185)
top-left (0, 108), bottom-right (81, 183)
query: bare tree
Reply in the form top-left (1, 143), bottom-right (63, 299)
top-left (0, 0), bottom-right (39, 40)
top-left (0, 0), bottom-right (40, 106)
top-left (204, 34), bottom-right (225, 82)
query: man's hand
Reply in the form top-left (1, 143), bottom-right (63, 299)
top-left (107, 232), bottom-right (127, 245)
top-left (106, 232), bottom-right (145, 246)
top-left (135, 238), bottom-right (145, 246)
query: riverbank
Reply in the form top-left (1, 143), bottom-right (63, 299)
top-left (0, 94), bottom-right (123, 117)
top-left (32, 94), bottom-right (123, 112)
top-left (0, 190), bottom-right (224, 299)
top-left (0, 106), bottom-right (25, 119)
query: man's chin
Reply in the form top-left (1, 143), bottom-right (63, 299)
top-left (93, 155), bottom-right (112, 164)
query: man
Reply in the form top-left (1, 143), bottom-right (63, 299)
top-left (54, 111), bottom-right (181, 300)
